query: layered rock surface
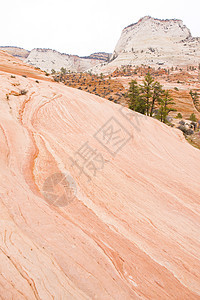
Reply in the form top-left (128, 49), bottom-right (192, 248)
top-left (83, 52), bottom-right (111, 61)
top-left (0, 50), bottom-right (52, 81)
top-left (0, 51), bottom-right (200, 299)
top-left (24, 48), bottom-right (108, 73)
top-left (0, 46), bottom-right (30, 60)
top-left (92, 16), bottom-right (200, 74)
top-left (1, 47), bottom-right (109, 73)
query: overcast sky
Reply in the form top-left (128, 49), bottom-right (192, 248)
top-left (1, 0), bottom-right (200, 56)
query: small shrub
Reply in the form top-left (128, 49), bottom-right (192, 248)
top-left (60, 67), bottom-right (66, 75)
top-left (176, 113), bottom-right (182, 119)
top-left (11, 75), bottom-right (16, 78)
top-left (20, 89), bottom-right (28, 95)
top-left (174, 87), bottom-right (179, 91)
top-left (189, 113), bottom-right (197, 122)
top-left (22, 75), bottom-right (27, 78)
top-left (35, 80), bottom-right (39, 83)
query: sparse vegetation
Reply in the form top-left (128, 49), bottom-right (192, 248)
top-left (185, 135), bottom-right (200, 150)
top-left (52, 71), bottom-right (126, 103)
top-left (189, 113), bottom-right (197, 122)
top-left (189, 90), bottom-right (199, 111)
top-left (51, 65), bottom-right (199, 133)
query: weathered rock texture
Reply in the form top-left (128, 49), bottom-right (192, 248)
top-left (83, 52), bottom-right (111, 61)
top-left (1, 47), bottom-right (109, 73)
top-left (92, 16), bottom-right (200, 74)
top-left (0, 50), bottom-right (200, 299)
top-left (24, 48), bottom-right (109, 73)
top-left (0, 50), bottom-right (51, 81)
top-left (0, 46), bottom-right (30, 60)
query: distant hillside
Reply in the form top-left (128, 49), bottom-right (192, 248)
top-left (0, 46), bottom-right (30, 59)
top-left (24, 48), bottom-right (110, 73)
top-left (0, 46), bottom-right (110, 73)
top-left (82, 52), bottom-right (111, 61)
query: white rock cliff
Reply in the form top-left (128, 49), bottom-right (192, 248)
top-left (92, 16), bottom-right (200, 73)
top-left (24, 48), bottom-right (108, 73)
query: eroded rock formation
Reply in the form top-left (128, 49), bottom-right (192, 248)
top-left (0, 51), bottom-right (200, 299)
top-left (92, 16), bottom-right (200, 74)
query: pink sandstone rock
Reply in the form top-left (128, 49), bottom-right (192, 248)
top-left (0, 51), bottom-right (200, 299)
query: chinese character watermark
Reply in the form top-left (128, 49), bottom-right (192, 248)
top-left (70, 141), bottom-right (105, 181)
top-left (42, 172), bottom-right (77, 207)
top-left (93, 117), bottom-right (132, 156)
top-left (42, 104), bottom-right (146, 207)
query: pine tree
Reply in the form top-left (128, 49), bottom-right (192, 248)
top-left (60, 67), bottom-right (67, 75)
top-left (127, 76), bottom-right (176, 123)
top-left (150, 81), bottom-right (164, 117)
top-left (128, 80), bottom-right (145, 113)
top-left (140, 72), bottom-right (154, 116)
top-left (157, 91), bottom-right (176, 123)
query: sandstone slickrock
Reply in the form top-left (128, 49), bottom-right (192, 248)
top-left (1, 47), bottom-right (110, 73)
top-left (0, 50), bottom-right (52, 81)
top-left (24, 48), bottom-right (109, 73)
top-left (0, 46), bottom-right (30, 60)
top-left (91, 16), bottom-right (200, 74)
top-left (0, 51), bottom-right (200, 299)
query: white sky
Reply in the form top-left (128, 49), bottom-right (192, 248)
top-left (1, 0), bottom-right (200, 56)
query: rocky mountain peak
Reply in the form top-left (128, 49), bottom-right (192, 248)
top-left (93, 16), bottom-right (200, 74)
